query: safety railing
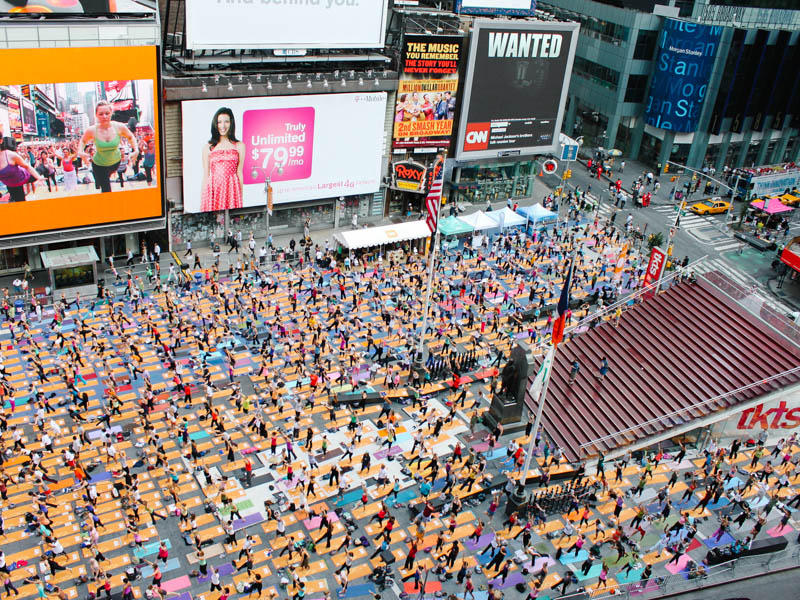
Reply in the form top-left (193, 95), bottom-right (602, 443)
top-left (554, 544), bottom-right (800, 599)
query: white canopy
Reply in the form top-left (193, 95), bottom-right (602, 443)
top-left (333, 220), bottom-right (431, 250)
top-left (457, 210), bottom-right (499, 231)
top-left (487, 207), bottom-right (527, 228)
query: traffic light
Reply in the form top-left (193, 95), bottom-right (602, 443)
top-left (564, 169), bottom-right (572, 179)
top-left (664, 164), bottom-right (669, 173)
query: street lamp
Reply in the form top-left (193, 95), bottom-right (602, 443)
top-left (251, 164), bottom-right (284, 257)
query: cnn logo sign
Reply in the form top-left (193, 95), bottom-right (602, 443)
top-left (464, 122), bottom-right (490, 151)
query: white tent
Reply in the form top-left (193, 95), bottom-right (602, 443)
top-left (457, 211), bottom-right (499, 231)
top-left (333, 220), bottom-right (431, 250)
top-left (487, 207), bottom-right (527, 229)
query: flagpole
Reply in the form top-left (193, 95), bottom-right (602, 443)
top-left (519, 247), bottom-right (577, 486)
top-left (519, 344), bottom-right (555, 485)
top-left (415, 153), bottom-right (446, 363)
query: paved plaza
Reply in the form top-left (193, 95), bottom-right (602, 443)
top-left (0, 217), bottom-right (797, 600)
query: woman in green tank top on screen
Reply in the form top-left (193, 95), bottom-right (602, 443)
top-left (78, 100), bottom-right (138, 193)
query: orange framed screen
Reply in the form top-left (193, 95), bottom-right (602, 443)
top-left (0, 45), bottom-right (163, 238)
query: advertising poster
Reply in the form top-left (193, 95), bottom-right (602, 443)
top-left (0, 46), bottom-right (163, 238)
top-left (454, 0), bottom-right (536, 16)
top-left (455, 20), bottom-right (579, 160)
top-left (0, 0), bottom-right (152, 13)
top-left (185, 0), bottom-right (388, 50)
top-left (6, 95), bottom-right (23, 140)
top-left (393, 35), bottom-right (464, 150)
top-left (20, 97), bottom-right (37, 135)
top-left (181, 92), bottom-right (387, 214)
top-left (644, 19), bottom-right (723, 133)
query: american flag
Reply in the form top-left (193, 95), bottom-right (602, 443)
top-left (551, 257), bottom-right (574, 347)
top-left (425, 158), bottom-right (444, 234)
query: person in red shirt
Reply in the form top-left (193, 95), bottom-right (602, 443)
top-left (403, 541), bottom-right (418, 570)
top-left (469, 521), bottom-right (484, 542)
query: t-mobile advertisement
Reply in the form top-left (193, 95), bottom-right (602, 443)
top-left (644, 19), bottom-right (723, 133)
top-left (181, 93), bottom-right (387, 214)
top-left (455, 20), bottom-right (578, 161)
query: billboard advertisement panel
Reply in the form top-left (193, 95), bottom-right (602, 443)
top-left (185, 0), bottom-right (389, 50)
top-left (181, 92), bottom-right (387, 214)
top-left (455, 20), bottom-right (579, 161)
top-left (644, 19), bottom-right (723, 133)
top-left (749, 171), bottom-right (800, 197)
top-left (394, 35), bottom-right (464, 150)
top-left (454, 0), bottom-right (536, 16)
top-left (0, 46), bottom-right (163, 239)
top-left (0, 0), bottom-right (152, 13)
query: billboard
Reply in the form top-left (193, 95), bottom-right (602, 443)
top-left (454, 0), bottom-right (536, 15)
top-left (749, 171), bottom-right (800, 197)
top-left (0, 0), bottom-right (152, 13)
top-left (0, 46), bottom-right (163, 239)
top-left (642, 246), bottom-right (666, 299)
top-left (394, 35), bottom-right (464, 150)
top-left (181, 92), bottom-right (387, 214)
top-left (455, 20), bottom-right (579, 161)
top-left (644, 19), bottom-right (723, 133)
top-left (185, 0), bottom-right (388, 50)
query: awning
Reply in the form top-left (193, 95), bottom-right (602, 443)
top-left (487, 207), bottom-right (527, 228)
top-left (457, 211), bottom-right (498, 231)
top-left (751, 199), bottom-right (794, 214)
top-left (518, 203), bottom-right (557, 222)
top-left (438, 216), bottom-right (473, 236)
top-left (40, 246), bottom-right (99, 269)
top-left (333, 220), bottom-right (431, 250)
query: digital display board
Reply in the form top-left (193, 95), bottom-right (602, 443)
top-left (644, 18), bottom-right (723, 133)
top-left (393, 35), bottom-right (465, 150)
top-left (0, 46), bottom-right (163, 239)
top-left (455, 0), bottom-right (536, 16)
top-left (455, 20), bottom-right (579, 160)
top-left (185, 0), bottom-right (389, 50)
top-left (181, 93), bottom-right (387, 213)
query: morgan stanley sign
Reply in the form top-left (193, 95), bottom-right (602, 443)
top-left (645, 18), bottom-right (723, 133)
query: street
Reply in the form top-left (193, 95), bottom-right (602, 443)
top-left (539, 157), bottom-right (800, 316)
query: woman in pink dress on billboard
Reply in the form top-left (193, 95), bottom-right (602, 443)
top-left (201, 107), bottom-right (244, 212)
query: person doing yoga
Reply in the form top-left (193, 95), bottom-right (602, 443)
top-left (0, 137), bottom-right (44, 203)
top-left (78, 100), bottom-right (138, 193)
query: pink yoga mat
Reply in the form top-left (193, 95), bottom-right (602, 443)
top-left (160, 575), bottom-right (191, 593)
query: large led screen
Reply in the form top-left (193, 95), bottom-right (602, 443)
top-left (181, 93), bottom-right (387, 213)
top-left (0, 0), bottom-right (152, 13)
top-left (185, 0), bottom-right (389, 50)
top-left (454, 0), bottom-right (536, 16)
top-left (393, 35), bottom-right (465, 150)
top-left (0, 46), bottom-right (163, 238)
top-left (455, 20), bottom-right (579, 160)
top-left (644, 19), bottom-right (723, 133)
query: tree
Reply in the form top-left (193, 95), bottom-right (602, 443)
top-left (647, 232), bottom-right (664, 250)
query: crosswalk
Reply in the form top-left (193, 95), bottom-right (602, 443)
top-left (695, 257), bottom-right (796, 316)
top-left (652, 204), bottom-right (715, 231)
top-left (650, 205), bottom-right (744, 252)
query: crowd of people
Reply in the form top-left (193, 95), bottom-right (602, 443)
top-left (0, 197), bottom-right (792, 600)
top-left (0, 101), bottom-right (156, 203)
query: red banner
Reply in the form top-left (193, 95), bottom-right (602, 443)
top-left (642, 246), bottom-right (666, 299)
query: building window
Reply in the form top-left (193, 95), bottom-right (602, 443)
top-left (624, 74), bottom-right (649, 103)
top-left (536, 3), bottom-right (629, 45)
top-left (633, 30), bottom-right (657, 60)
top-left (573, 57), bottom-right (620, 91)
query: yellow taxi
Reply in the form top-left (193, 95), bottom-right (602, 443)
top-left (689, 197), bottom-right (731, 215)
top-left (780, 193), bottom-right (800, 206)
